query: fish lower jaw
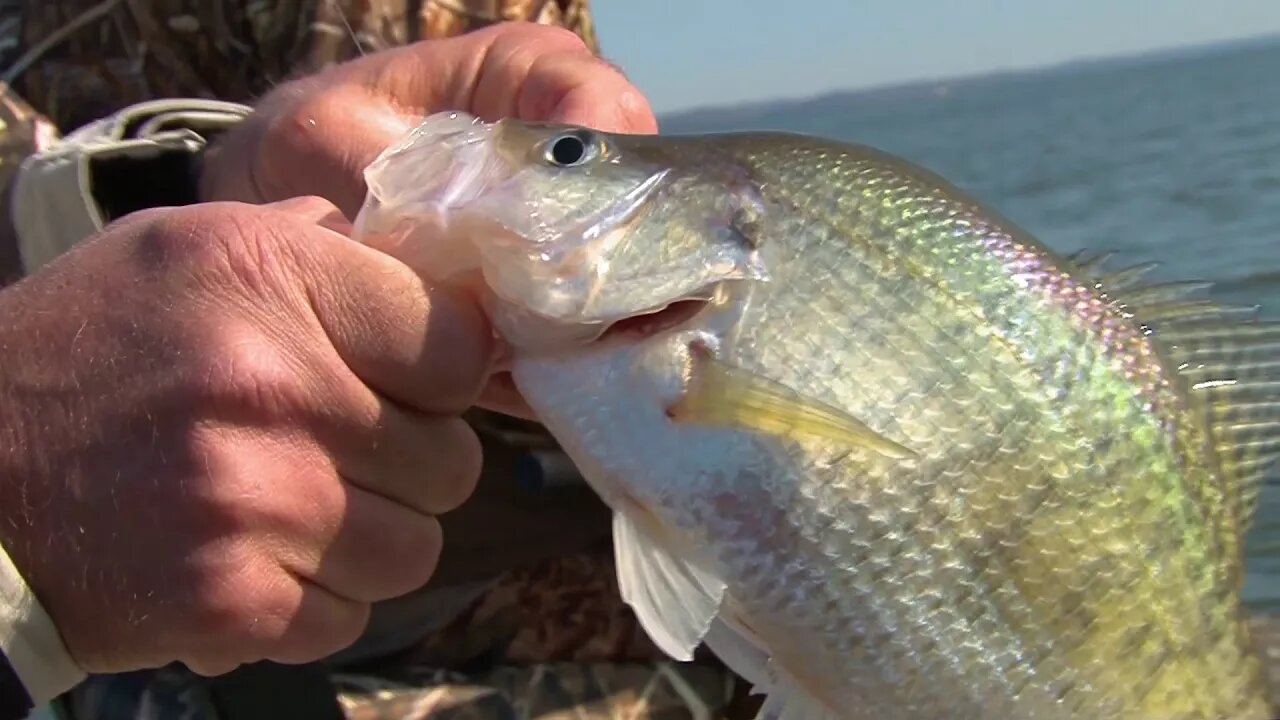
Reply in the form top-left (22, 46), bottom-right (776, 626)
top-left (592, 282), bottom-right (731, 346)
top-left (596, 298), bottom-right (711, 342)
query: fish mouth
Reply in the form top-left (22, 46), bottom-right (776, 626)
top-left (595, 295), bottom-right (714, 343)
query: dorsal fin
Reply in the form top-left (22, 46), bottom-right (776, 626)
top-left (1067, 249), bottom-right (1118, 278)
top-left (1070, 251), bottom-right (1280, 539)
top-left (1157, 315), bottom-right (1280, 528)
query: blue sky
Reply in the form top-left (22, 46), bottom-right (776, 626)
top-left (592, 1), bottom-right (1280, 114)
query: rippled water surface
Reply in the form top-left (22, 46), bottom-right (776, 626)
top-left (661, 37), bottom-right (1280, 607)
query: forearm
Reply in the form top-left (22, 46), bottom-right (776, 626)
top-left (0, 96), bottom-right (254, 717)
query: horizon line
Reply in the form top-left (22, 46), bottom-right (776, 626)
top-left (653, 29), bottom-right (1280, 119)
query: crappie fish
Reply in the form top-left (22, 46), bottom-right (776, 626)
top-left (354, 111), bottom-right (1280, 720)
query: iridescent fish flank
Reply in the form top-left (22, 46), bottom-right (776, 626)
top-left (354, 111), bottom-right (1280, 720)
top-left (824, 149), bottom-right (1251, 585)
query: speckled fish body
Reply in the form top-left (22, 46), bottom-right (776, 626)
top-left (354, 113), bottom-right (1280, 720)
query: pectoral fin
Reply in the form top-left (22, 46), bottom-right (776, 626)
top-left (669, 351), bottom-right (915, 460)
top-left (612, 505), bottom-right (726, 661)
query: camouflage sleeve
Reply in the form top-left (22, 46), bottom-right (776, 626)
top-left (10, 98), bottom-right (251, 274)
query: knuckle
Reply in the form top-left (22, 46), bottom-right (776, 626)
top-left (270, 595), bottom-right (370, 664)
top-left (422, 290), bottom-right (495, 411)
top-left (194, 333), bottom-right (311, 422)
top-left (234, 80), bottom-right (346, 206)
top-left (205, 571), bottom-right (301, 649)
top-left (219, 219), bottom-right (309, 297)
top-left (328, 601), bottom-right (371, 651)
top-left (514, 50), bottom-right (642, 129)
top-left (133, 204), bottom-right (237, 272)
top-left (189, 550), bottom-right (290, 639)
top-left (429, 420), bottom-right (483, 513)
top-left (273, 468), bottom-right (347, 542)
top-left (136, 202), bottom-right (308, 298)
top-left (380, 515), bottom-right (443, 593)
top-left (183, 432), bottom-right (338, 563)
top-left (268, 195), bottom-right (342, 219)
top-left (107, 204), bottom-right (177, 235)
top-left (261, 92), bottom-right (327, 153)
top-left (261, 88), bottom-right (361, 167)
top-left (347, 510), bottom-right (442, 601)
top-left (616, 87), bottom-right (658, 132)
top-left (480, 24), bottom-right (591, 97)
top-left (490, 21), bottom-right (587, 53)
top-left (247, 583), bottom-right (304, 646)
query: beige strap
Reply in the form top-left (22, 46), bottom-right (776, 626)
top-left (0, 543), bottom-right (83, 704)
top-left (11, 98), bottom-right (251, 273)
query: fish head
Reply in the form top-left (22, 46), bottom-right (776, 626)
top-left (355, 111), bottom-right (772, 351)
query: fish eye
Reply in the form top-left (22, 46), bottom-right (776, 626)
top-left (543, 130), bottom-right (598, 168)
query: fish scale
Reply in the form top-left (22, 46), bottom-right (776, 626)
top-left (711, 158), bottom-right (1239, 712)
top-left (355, 113), bottom-right (1280, 719)
top-left (736, 474), bottom-right (964, 717)
top-left (707, 395), bottom-right (1067, 715)
top-left (747, 141), bottom-right (1259, 712)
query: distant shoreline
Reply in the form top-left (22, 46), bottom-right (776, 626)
top-left (658, 31), bottom-right (1280, 127)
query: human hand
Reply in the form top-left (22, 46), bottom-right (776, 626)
top-left (0, 197), bottom-right (488, 676)
top-left (198, 22), bottom-right (654, 420)
top-left (198, 21), bottom-right (657, 219)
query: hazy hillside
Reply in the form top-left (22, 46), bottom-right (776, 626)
top-left (657, 32), bottom-right (1280, 135)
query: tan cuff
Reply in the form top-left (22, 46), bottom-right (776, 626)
top-left (11, 98), bottom-right (251, 274)
top-left (0, 543), bottom-right (83, 704)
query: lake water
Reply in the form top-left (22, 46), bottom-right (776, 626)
top-left (660, 37), bottom-right (1280, 609)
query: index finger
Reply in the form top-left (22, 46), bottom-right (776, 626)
top-left (369, 22), bottom-right (658, 133)
top-left (519, 49), bottom-right (657, 133)
top-left (469, 24), bottom-right (658, 133)
top-left (297, 24), bottom-right (657, 217)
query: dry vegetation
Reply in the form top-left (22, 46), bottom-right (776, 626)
top-left (2, 0), bottom-right (598, 132)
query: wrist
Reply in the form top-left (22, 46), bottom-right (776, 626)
top-left (0, 533), bottom-right (85, 707)
top-left (0, 374), bottom-right (86, 705)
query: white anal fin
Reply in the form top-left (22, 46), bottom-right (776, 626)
top-left (756, 680), bottom-right (841, 720)
top-left (705, 613), bottom-right (841, 720)
top-left (614, 510), bottom-right (837, 718)
top-left (703, 615), bottom-right (770, 688)
top-left (612, 509), bottom-right (726, 661)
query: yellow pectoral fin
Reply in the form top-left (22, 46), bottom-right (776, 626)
top-left (668, 352), bottom-right (916, 460)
